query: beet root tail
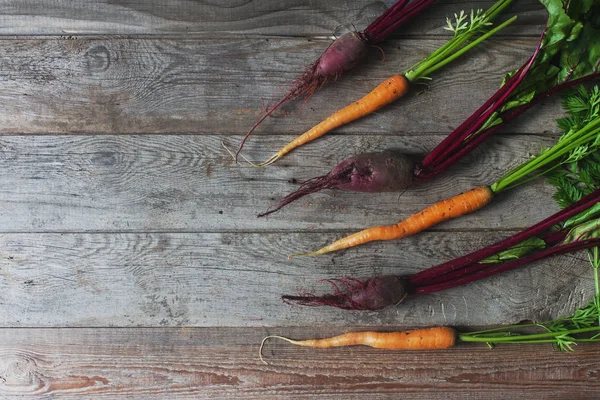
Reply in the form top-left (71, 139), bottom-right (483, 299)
top-left (258, 165), bottom-right (354, 217)
top-left (282, 276), bottom-right (408, 310)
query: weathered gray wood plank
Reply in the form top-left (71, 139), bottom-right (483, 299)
top-left (0, 327), bottom-right (598, 399)
top-left (0, 134), bottom-right (563, 232)
top-left (0, 231), bottom-right (592, 327)
top-left (0, 0), bottom-right (595, 397)
top-left (0, 0), bottom-right (546, 37)
top-left (0, 37), bottom-right (560, 135)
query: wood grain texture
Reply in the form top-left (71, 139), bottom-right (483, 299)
top-left (0, 327), bottom-right (598, 399)
top-left (0, 0), bottom-right (546, 36)
top-left (0, 231), bottom-right (592, 327)
top-left (0, 0), bottom-right (598, 398)
top-left (0, 36), bottom-right (561, 135)
top-left (0, 134), bottom-right (563, 232)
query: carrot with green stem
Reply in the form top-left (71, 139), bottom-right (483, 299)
top-left (289, 85), bottom-right (600, 258)
top-left (236, 0), bottom-right (516, 162)
top-left (258, 0), bottom-right (600, 217)
top-left (260, 308), bottom-right (600, 361)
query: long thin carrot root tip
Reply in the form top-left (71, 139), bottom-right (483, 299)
top-left (222, 141), bottom-right (252, 166)
top-left (282, 275), bottom-right (408, 310)
top-left (287, 250), bottom-right (323, 259)
top-left (259, 335), bottom-right (300, 364)
top-left (372, 45), bottom-right (386, 62)
top-left (222, 141), bottom-right (272, 168)
top-left (257, 153), bottom-right (281, 167)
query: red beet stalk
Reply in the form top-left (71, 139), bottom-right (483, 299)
top-left (413, 25), bottom-right (546, 178)
top-left (412, 229), bottom-right (569, 288)
top-left (414, 238), bottom-right (600, 294)
top-left (409, 188), bottom-right (600, 286)
top-left (364, 0), bottom-right (436, 44)
top-left (418, 71), bottom-right (600, 179)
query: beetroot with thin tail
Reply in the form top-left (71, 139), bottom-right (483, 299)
top-left (258, 150), bottom-right (413, 217)
top-left (235, 0), bottom-right (436, 160)
top-left (236, 32), bottom-right (368, 160)
top-left (282, 275), bottom-right (408, 310)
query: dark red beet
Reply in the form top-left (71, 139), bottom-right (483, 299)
top-left (258, 150), bottom-right (413, 217)
top-left (282, 275), bottom-right (408, 310)
top-left (314, 32), bottom-right (368, 78)
top-left (336, 150), bottom-right (413, 192)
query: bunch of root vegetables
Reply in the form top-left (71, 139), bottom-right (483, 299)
top-left (229, 0), bottom-right (600, 358)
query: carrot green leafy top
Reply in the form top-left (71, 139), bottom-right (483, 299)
top-left (403, 0), bottom-right (516, 82)
top-left (491, 85), bottom-right (600, 193)
top-left (484, 0), bottom-right (599, 131)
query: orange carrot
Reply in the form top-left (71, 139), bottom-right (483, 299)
top-left (290, 185), bottom-right (493, 257)
top-left (255, 75), bottom-right (410, 166)
top-left (260, 327), bottom-right (456, 362)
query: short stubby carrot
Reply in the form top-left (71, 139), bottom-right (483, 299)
top-left (259, 327), bottom-right (457, 362)
top-left (290, 185), bottom-right (493, 257)
top-left (257, 75), bottom-right (410, 166)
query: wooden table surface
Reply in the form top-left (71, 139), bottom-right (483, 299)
top-left (0, 1), bottom-right (598, 398)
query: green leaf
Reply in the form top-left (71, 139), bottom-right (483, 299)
top-left (477, 0), bottom-right (600, 137)
top-left (563, 218), bottom-right (600, 244)
top-left (523, 0), bottom-right (578, 71)
top-left (479, 237), bottom-right (547, 263)
top-left (500, 90), bottom-right (536, 112)
top-left (563, 202), bottom-right (600, 230)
